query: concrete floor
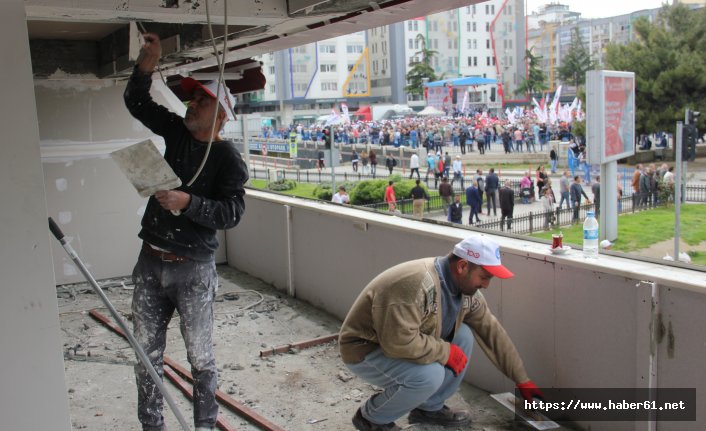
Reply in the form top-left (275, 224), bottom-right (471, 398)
top-left (59, 265), bottom-right (577, 431)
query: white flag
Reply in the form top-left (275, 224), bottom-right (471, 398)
top-left (341, 103), bottom-right (350, 124)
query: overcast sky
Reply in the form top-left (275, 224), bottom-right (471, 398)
top-left (526, 0), bottom-right (670, 19)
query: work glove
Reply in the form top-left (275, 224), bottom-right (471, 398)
top-left (517, 380), bottom-right (544, 402)
top-left (445, 344), bottom-right (468, 377)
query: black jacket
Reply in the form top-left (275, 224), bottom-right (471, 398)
top-left (124, 67), bottom-right (248, 261)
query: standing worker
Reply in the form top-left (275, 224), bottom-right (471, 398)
top-left (340, 235), bottom-right (543, 431)
top-left (124, 33), bottom-right (248, 431)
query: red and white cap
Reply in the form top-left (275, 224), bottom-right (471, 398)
top-left (180, 77), bottom-right (236, 121)
top-left (453, 235), bottom-right (514, 279)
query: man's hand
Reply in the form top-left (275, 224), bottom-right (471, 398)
top-left (517, 380), bottom-right (544, 402)
top-left (154, 190), bottom-right (191, 211)
top-left (445, 344), bottom-right (468, 377)
top-left (137, 33), bottom-right (162, 73)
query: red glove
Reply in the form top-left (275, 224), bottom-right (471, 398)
top-left (517, 380), bottom-right (544, 402)
top-left (445, 344), bottom-right (468, 377)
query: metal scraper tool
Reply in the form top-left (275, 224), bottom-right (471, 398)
top-left (490, 392), bottom-right (560, 430)
top-left (111, 139), bottom-right (181, 198)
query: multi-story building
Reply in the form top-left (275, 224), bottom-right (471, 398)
top-left (244, 0), bottom-right (526, 126)
top-left (528, 4), bottom-right (662, 93)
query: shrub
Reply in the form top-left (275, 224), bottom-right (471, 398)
top-left (349, 177), bottom-right (421, 205)
top-left (267, 179), bottom-right (297, 191)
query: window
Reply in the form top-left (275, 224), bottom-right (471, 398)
top-left (507, 5), bottom-right (512, 14)
top-left (347, 45), bottom-right (363, 54)
top-left (487, 39), bottom-right (490, 49)
top-left (467, 22), bottom-right (471, 32)
top-left (472, 5), bottom-right (476, 14)
top-left (319, 44), bottom-right (336, 53)
top-left (453, 57), bottom-right (458, 67)
top-left (467, 39), bottom-right (472, 49)
top-left (491, 5), bottom-right (495, 15)
top-left (415, 38), bottom-right (420, 49)
top-left (509, 39), bottom-right (513, 49)
top-left (408, 21), bottom-right (413, 31)
top-left (320, 64), bottom-right (337, 73)
top-left (474, 56), bottom-right (477, 66)
top-left (294, 83), bottom-right (308, 92)
top-left (467, 56), bottom-right (473, 66)
top-left (409, 39), bottom-right (414, 49)
top-left (486, 22), bottom-right (490, 32)
top-left (492, 57), bottom-right (496, 66)
top-left (293, 64), bottom-right (307, 73)
top-left (473, 39), bottom-right (477, 49)
top-left (268, 84), bottom-right (275, 93)
top-left (268, 66), bottom-right (275, 75)
top-left (487, 57), bottom-right (490, 66)
top-left (321, 82), bottom-right (338, 91)
top-left (473, 22), bottom-right (477, 32)
top-left (453, 39), bottom-right (458, 49)
top-left (485, 4), bottom-right (489, 14)
top-left (434, 39), bottom-right (438, 49)
top-left (448, 40), bottom-right (452, 49)
top-left (452, 21), bottom-right (458, 32)
top-left (413, 21), bottom-right (418, 31)
top-left (465, 6), bottom-right (470, 14)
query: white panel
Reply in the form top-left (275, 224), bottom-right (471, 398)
top-left (0, 1), bottom-right (71, 428)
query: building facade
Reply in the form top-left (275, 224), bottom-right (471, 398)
top-left (242, 0), bottom-right (526, 127)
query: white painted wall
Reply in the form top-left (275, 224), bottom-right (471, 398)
top-left (0, 1), bottom-right (71, 428)
top-left (38, 78), bottom-right (226, 285)
top-left (228, 190), bottom-right (706, 430)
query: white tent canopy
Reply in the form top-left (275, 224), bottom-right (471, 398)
top-left (417, 106), bottom-right (445, 117)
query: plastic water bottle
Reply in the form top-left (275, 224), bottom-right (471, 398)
top-left (583, 211), bottom-right (599, 258)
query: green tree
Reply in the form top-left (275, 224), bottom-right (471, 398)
top-left (557, 27), bottom-right (596, 89)
top-left (605, 4), bottom-right (706, 133)
top-left (405, 34), bottom-right (439, 97)
top-left (515, 49), bottom-right (548, 97)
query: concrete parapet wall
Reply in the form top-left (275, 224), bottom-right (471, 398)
top-left (228, 190), bottom-right (706, 431)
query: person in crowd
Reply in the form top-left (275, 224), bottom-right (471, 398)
top-left (411, 179), bottom-right (429, 218)
top-left (447, 195), bottom-right (463, 224)
top-left (384, 180), bottom-right (396, 212)
top-left (499, 180), bottom-right (515, 231)
top-left (332, 186), bottom-right (350, 204)
top-left (439, 177), bottom-right (453, 216)
top-left (484, 168), bottom-right (499, 216)
top-left (465, 180), bottom-right (482, 225)
top-left (570, 175), bottom-right (590, 223)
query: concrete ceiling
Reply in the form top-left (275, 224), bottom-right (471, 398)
top-left (26, 0), bottom-right (484, 80)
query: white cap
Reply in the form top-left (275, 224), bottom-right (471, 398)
top-left (180, 77), bottom-right (236, 121)
top-left (453, 235), bottom-right (514, 279)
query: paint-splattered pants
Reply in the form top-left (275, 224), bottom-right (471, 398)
top-left (131, 249), bottom-right (219, 430)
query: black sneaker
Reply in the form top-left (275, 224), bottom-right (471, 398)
top-left (408, 405), bottom-right (471, 427)
top-left (352, 407), bottom-right (401, 431)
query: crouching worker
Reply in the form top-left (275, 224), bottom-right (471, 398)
top-left (339, 235), bottom-right (542, 430)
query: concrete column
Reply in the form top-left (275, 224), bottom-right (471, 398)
top-left (0, 1), bottom-right (71, 429)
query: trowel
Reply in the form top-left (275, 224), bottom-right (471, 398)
top-left (111, 139), bottom-right (181, 198)
top-left (490, 392), bottom-right (560, 430)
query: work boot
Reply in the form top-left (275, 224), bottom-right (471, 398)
top-left (408, 405), bottom-right (472, 427)
top-left (352, 407), bottom-right (401, 431)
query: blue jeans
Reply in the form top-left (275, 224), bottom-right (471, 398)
top-left (132, 250), bottom-right (219, 430)
top-left (346, 324), bottom-right (474, 424)
top-left (559, 191), bottom-right (571, 209)
top-left (550, 159), bottom-right (558, 173)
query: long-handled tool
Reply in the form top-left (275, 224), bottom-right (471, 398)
top-left (48, 217), bottom-right (192, 431)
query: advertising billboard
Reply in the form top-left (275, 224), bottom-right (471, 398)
top-left (586, 70), bottom-right (635, 164)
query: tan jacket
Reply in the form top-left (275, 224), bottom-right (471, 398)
top-left (339, 258), bottom-right (530, 384)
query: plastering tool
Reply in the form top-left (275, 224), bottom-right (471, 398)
top-left (490, 392), bottom-right (560, 430)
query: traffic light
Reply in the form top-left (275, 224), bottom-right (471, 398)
top-left (684, 108), bottom-right (700, 162)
